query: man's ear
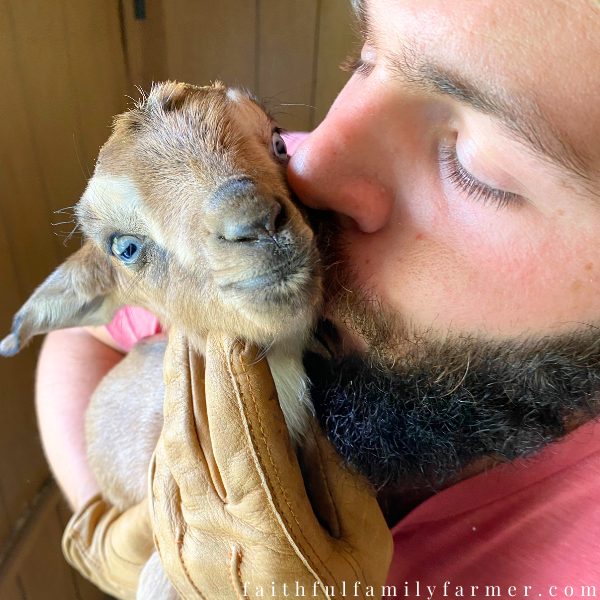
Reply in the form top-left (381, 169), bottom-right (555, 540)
top-left (0, 241), bottom-right (120, 357)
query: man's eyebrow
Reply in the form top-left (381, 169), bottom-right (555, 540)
top-left (350, 0), bottom-right (594, 185)
top-left (350, 0), bottom-right (370, 40)
top-left (396, 55), bottom-right (594, 184)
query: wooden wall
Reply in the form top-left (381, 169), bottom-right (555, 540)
top-left (0, 0), bottom-right (357, 597)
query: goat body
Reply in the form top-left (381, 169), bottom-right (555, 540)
top-left (0, 82), bottom-right (322, 600)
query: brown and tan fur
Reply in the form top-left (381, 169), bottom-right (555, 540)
top-left (0, 82), bottom-right (322, 600)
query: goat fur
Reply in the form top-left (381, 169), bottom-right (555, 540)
top-left (0, 81), bottom-right (322, 600)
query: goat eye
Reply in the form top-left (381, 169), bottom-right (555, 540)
top-left (271, 131), bottom-right (287, 158)
top-left (111, 235), bottom-right (142, 263)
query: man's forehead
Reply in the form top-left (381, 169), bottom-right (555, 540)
top-left (356, 0), bottom-right (600, 187)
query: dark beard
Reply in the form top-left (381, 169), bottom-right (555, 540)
top-left (304, 214), bottom-right (600, 491)
top-left (305, 329), bottom-right (600, 491)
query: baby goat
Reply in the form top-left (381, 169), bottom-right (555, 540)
top-left (0, 81), bottom-right (322, 599)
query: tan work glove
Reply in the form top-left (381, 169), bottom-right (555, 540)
top-left (150, 329), bottom-right (393, 599)
top-left (62, 495), bottom-right (154, 600)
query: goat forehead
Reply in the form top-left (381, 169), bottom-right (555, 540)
top-left (78, 175), bottom-right (158, 240)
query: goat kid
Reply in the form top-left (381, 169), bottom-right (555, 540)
top-left (0, 81), bottom-right (322, 600)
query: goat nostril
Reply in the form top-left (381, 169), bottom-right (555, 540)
top-left (221, 200), bottom-right (282, 243)
top-left (273, 202), bottom-right (287, 233)
top-left (266, 202), bottom-right (282, 235)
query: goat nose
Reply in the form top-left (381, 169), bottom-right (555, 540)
top-left (220, 200), bottom-right (282, 243)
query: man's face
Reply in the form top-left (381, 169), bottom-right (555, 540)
top-left (288, 0), bottom-right (600, 489)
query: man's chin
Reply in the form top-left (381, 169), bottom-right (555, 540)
top-left (304, 320), bottom-right (600, 491)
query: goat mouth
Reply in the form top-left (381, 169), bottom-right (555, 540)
top-left (219, 252), bottom-right (319, 300)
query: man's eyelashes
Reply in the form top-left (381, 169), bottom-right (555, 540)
top-left (340, 55), bottom-right (523, 210)
top-left (438, 144), bottom-right (524, 209)
top-left (341, 54), bottom-right (374, 77)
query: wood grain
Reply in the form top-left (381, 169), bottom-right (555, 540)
top-left (17, 495), bottom-right (80, 600)
top-left (258, 0), bottom-right (319, 131)
top-left (162, 0), bottom-right (256, 90)
top-left (312, 0), bottom-right (357, 126)
top-left (6, 0), bottom-right (90, 264)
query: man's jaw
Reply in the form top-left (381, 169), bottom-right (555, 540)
top-left (307, 217), bottom-right (600, 492)
top-left (305, 322), bottom-right (600, 491)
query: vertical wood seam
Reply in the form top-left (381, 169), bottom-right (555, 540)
top-left (117, 0), bottom-right (133, 89)
top-left (309, 0), bottom-right (323, 130)
top-left (0, 204), bottom-right (25, 304)
top-left (60, 0), bottom-right (94, 186)
top-left (0, 479), bottom-right (12, 544)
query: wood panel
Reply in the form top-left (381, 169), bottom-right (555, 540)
top-left (17, 500), bottom-right (80, 600)
top-left (62, 0), bottom-right (130, 169)
top-left (0, 203), bottom-right (36, 549)
top-left (0, 577), bottom-right (25, 600)
top-left (122, 0), bottom-right (169, 93)
top-left (0, 47), bottom-right (50, 539)
top-left (258, 0), bottom-right (319, 131)
top-left (6, 0), bottom-right (90, 264)
top-left (313, 0), bottom-right (357, 126)
top-left (161, 0), bottom-right (256, 90)
top-left (0, 1), bottom-right (132, 596)
top-left (0, 1), bottom-right (63, 287)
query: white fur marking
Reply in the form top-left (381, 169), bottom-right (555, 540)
top-left (267, 347), bottom-right (313, 445)
top-left (84, 175), bottom-right (143, 210)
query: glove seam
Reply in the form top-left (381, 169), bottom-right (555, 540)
top-left (174, 531), bottom-right (210, 600)
top-left (236, 348), bottom-right (338, 592)
top-left (228, 545), bottom-right (245, 600)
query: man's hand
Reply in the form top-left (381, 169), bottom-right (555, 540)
top-left (150, 329), bottom-right (393, 600)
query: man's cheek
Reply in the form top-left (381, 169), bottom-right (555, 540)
top-left (343, 209), bottom-right (591, 335)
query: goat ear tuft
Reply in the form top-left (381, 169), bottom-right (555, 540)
top-left (0, 242), bottom-right (120, 357)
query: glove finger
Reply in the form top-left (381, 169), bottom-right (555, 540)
top-left (161, 328), bottom-right (220, 508)
top-left (149, 439), bottom-right (204, 600)
top-left (303, 423), bottom-right (393, 563)
top-left (204, 332), bottom-right (297, 504)
top-left (204, 332), bottom-right (331, 539)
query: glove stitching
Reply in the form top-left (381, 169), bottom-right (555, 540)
top-left (228, 545), bottom-right (245, 600)
top-left (236, 350), bottom-right (338, 592)
top-left (177, 531), bottom-right (209, 600)
top-left (154, 536), bottom-right (194, 600)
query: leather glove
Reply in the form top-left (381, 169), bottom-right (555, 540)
top-left (62, 495), bottom-right (154, 600)
top-left (150, 329), bottom-right (393, 600)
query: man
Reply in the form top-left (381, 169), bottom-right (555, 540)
top-left (37, 0), bottom-right (600, 596)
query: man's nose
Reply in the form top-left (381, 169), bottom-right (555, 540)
top-left (287, 85), bottom-right (395, 234)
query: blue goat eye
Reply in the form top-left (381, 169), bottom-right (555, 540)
top-left (271, 131), bottom-right (287, 158)
top-left (111, 235), bottom-right (142, 263)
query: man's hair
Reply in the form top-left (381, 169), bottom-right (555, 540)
top-left (350, 0), bottom-right (365, 18)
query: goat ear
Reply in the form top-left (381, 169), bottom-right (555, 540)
top-left (0, 242), bottom-right (120, 357)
